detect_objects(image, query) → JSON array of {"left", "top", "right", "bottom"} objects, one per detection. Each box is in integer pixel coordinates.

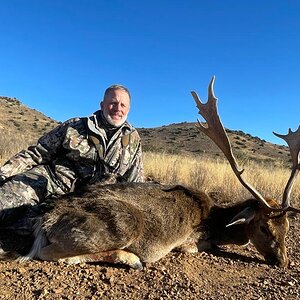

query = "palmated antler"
[
  {"left": 191, "top": 76, "right": 281, "bottom": 211},
  {"left": 273, "top": 127, "right": 300, "bottom": 212}
]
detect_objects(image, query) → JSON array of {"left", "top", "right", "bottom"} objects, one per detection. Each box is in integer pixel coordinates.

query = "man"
[{"left": 0, "top": 84, "right": 144, "bottom": 222}]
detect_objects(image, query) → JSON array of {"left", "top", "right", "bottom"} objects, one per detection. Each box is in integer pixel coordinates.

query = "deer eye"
[{"left": 260, "top": 226, "right": 269, "bottom": 236}]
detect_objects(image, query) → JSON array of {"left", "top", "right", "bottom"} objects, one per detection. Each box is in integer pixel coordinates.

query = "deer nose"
[{"left": 265, "top": 253, "right": 288, "bottom": 268}]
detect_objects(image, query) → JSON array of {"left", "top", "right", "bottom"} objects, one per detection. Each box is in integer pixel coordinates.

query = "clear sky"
[{"left": 1, "top": 0, "right": 299, "bottom": 144}]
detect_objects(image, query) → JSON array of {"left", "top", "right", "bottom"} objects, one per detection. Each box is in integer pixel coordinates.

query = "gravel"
[{"left": 0, "top": 218, "right": 300, "bottom": 299}]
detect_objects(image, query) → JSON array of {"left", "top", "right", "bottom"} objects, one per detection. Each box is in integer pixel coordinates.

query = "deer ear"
[{"left": 226, "top": 207, "right": 256, "bottom": 227}]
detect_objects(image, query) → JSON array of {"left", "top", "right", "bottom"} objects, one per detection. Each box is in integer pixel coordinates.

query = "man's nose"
[{"left": 114, "top": 103, "right": 122, "bottom": 111}]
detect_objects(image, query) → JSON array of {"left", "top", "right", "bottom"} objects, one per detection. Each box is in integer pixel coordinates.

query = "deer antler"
[
  {"left": 191, "top": 76, "right": 277, "bottom": 210},
  {"left": 273, "top": 127, "right": 300, "bottom": 213}
]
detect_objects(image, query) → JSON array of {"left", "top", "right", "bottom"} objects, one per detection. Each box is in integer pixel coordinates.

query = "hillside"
[
  {"left": 0, "top": 96, "right": 59, "bottom": 142},
  {"left": 139, "top": 123, "right": 290, "bottom": 167},
  {"left": 0, "top": 96, "right": 290, "bottom": 166}
]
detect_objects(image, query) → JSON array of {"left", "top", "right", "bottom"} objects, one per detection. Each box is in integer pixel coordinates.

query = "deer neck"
[{"left": 201, "top": 199, "right": 259, "bottom": 247}]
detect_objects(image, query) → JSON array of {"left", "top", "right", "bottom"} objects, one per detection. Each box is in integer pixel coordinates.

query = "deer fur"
[{"left": 18, "top": 181, "right": 289, "bottom": 269}]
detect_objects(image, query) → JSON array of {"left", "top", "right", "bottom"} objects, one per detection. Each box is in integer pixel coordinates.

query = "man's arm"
[
  {"left": 121, "top": 135, "right": 145, "bottom": 183},
  {"left": 0, "top": 122, "right": 68, "bottom": 180}
]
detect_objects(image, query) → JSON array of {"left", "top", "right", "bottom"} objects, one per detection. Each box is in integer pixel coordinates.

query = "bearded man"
[{"left": 0, "top": 84, "right": 144, "bottom": 223}]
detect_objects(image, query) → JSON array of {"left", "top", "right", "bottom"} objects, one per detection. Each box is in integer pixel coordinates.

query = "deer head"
[{"left": 191, "top": 77, "right": 300, "bottom": 267}]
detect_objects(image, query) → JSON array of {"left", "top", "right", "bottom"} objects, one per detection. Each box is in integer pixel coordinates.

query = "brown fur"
[{"left": 18, "top": 182, "right": 289, "bottom": 269}]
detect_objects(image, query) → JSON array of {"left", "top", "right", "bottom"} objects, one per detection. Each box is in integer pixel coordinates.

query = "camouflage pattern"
[{"left": 0, "top": 110, "right": 144, "bottom": 216}]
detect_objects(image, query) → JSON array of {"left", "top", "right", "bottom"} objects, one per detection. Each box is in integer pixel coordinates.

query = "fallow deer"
[{"left": 17, "top": 77, "right": 300, "bottom": 269}]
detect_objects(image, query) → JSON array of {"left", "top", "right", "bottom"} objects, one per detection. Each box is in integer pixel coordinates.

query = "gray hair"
[{"left": 103, "top": 84, "right": 131, "bottom": 101}]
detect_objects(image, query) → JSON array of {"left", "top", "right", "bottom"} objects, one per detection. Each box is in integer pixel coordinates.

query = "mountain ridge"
[{"left": 0, "top": 96, "right": 290, "bottom": 166}]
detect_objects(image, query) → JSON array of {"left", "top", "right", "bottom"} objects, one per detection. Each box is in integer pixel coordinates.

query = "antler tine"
[
  {"left": 191, "top": 76, "right": 241, "bottom": 173},
  {"left": 273, "top": 126, "right": 300, "bottom": 212},
  {"left": 192, "top": 77, "right": 275, "bottom": 210}
]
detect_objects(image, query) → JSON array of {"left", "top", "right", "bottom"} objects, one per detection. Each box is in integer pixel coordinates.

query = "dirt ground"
[{"left": 0, "top": 215, "right": 299, "bottom": 300}]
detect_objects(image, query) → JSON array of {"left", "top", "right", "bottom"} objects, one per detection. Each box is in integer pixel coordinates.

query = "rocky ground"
[{"left": 0, "top": 216, "right": 299, "bottom": 300}]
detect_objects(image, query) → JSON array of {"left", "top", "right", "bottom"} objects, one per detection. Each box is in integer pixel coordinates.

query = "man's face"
[{"left": 101, "top": 89, "right": 130, "bottom": 127}]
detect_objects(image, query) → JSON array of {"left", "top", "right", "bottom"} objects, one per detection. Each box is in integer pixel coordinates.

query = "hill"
[
  {"left": 0, "top": 96, "right": 290, "bottom": 166},
  {"left": 138, "top": 123, "right": 290, "bottom": 167},
  {"left": 0, "top": 96, "right": 59, "bottom": 161},
  {"left": 0, "top": 96, "right": 59, "bottom": 142}
]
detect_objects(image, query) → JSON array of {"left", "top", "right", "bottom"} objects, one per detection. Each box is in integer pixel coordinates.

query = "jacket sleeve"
[
  {"left": 0, "top": 121, "right": 69, "bottom": 180},
  {"left": 122, "top": 132, "right": 145, "bottom": 183}
]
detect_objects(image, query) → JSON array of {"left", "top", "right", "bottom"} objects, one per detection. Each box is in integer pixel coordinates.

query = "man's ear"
[{"left": 100, "top": 101, "right": 104, "bottom": 109}]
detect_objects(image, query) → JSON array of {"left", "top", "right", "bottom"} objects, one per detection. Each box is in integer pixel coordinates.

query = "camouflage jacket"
[{"left": 0, "top": 110, "right": 144, "bottom": 192}]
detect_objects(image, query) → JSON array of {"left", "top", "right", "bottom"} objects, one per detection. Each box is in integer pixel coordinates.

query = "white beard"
[{"left": 103, "top": 111, "right": 128, "bottom": 127}]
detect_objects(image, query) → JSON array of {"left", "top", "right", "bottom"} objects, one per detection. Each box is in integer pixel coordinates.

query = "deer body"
[
  {"left": 20, "top": 182, "right": 288, "bottom": 268},
  {"left": 23, "top": 183, "right": 210, "bottom": 267}
]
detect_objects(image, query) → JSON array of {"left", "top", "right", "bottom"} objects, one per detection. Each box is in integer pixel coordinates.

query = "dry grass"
[
  {"left": 143, "top": 152, "right": 300, "bottom": 205},
  {"left": 0, "top": 131, "right": 37, "bottom": 165}
]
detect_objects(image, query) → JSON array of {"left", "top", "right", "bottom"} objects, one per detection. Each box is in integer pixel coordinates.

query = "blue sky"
[{"left": 1, "top": 1, "right": 299, "bottom": 144}]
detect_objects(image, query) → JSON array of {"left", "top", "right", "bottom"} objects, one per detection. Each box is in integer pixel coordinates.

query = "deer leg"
[
  {"left": 37, "top": 243, "right": 72, "bottom": 261},
  {"left": 58, "top": 249, "right": 143, "bottom": 270},
  {"left": 38, "top": 243, "right": 143, "bottom": 269},
  {"left": 173, "top": 241, "right": 198, "bottom": 253}
]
